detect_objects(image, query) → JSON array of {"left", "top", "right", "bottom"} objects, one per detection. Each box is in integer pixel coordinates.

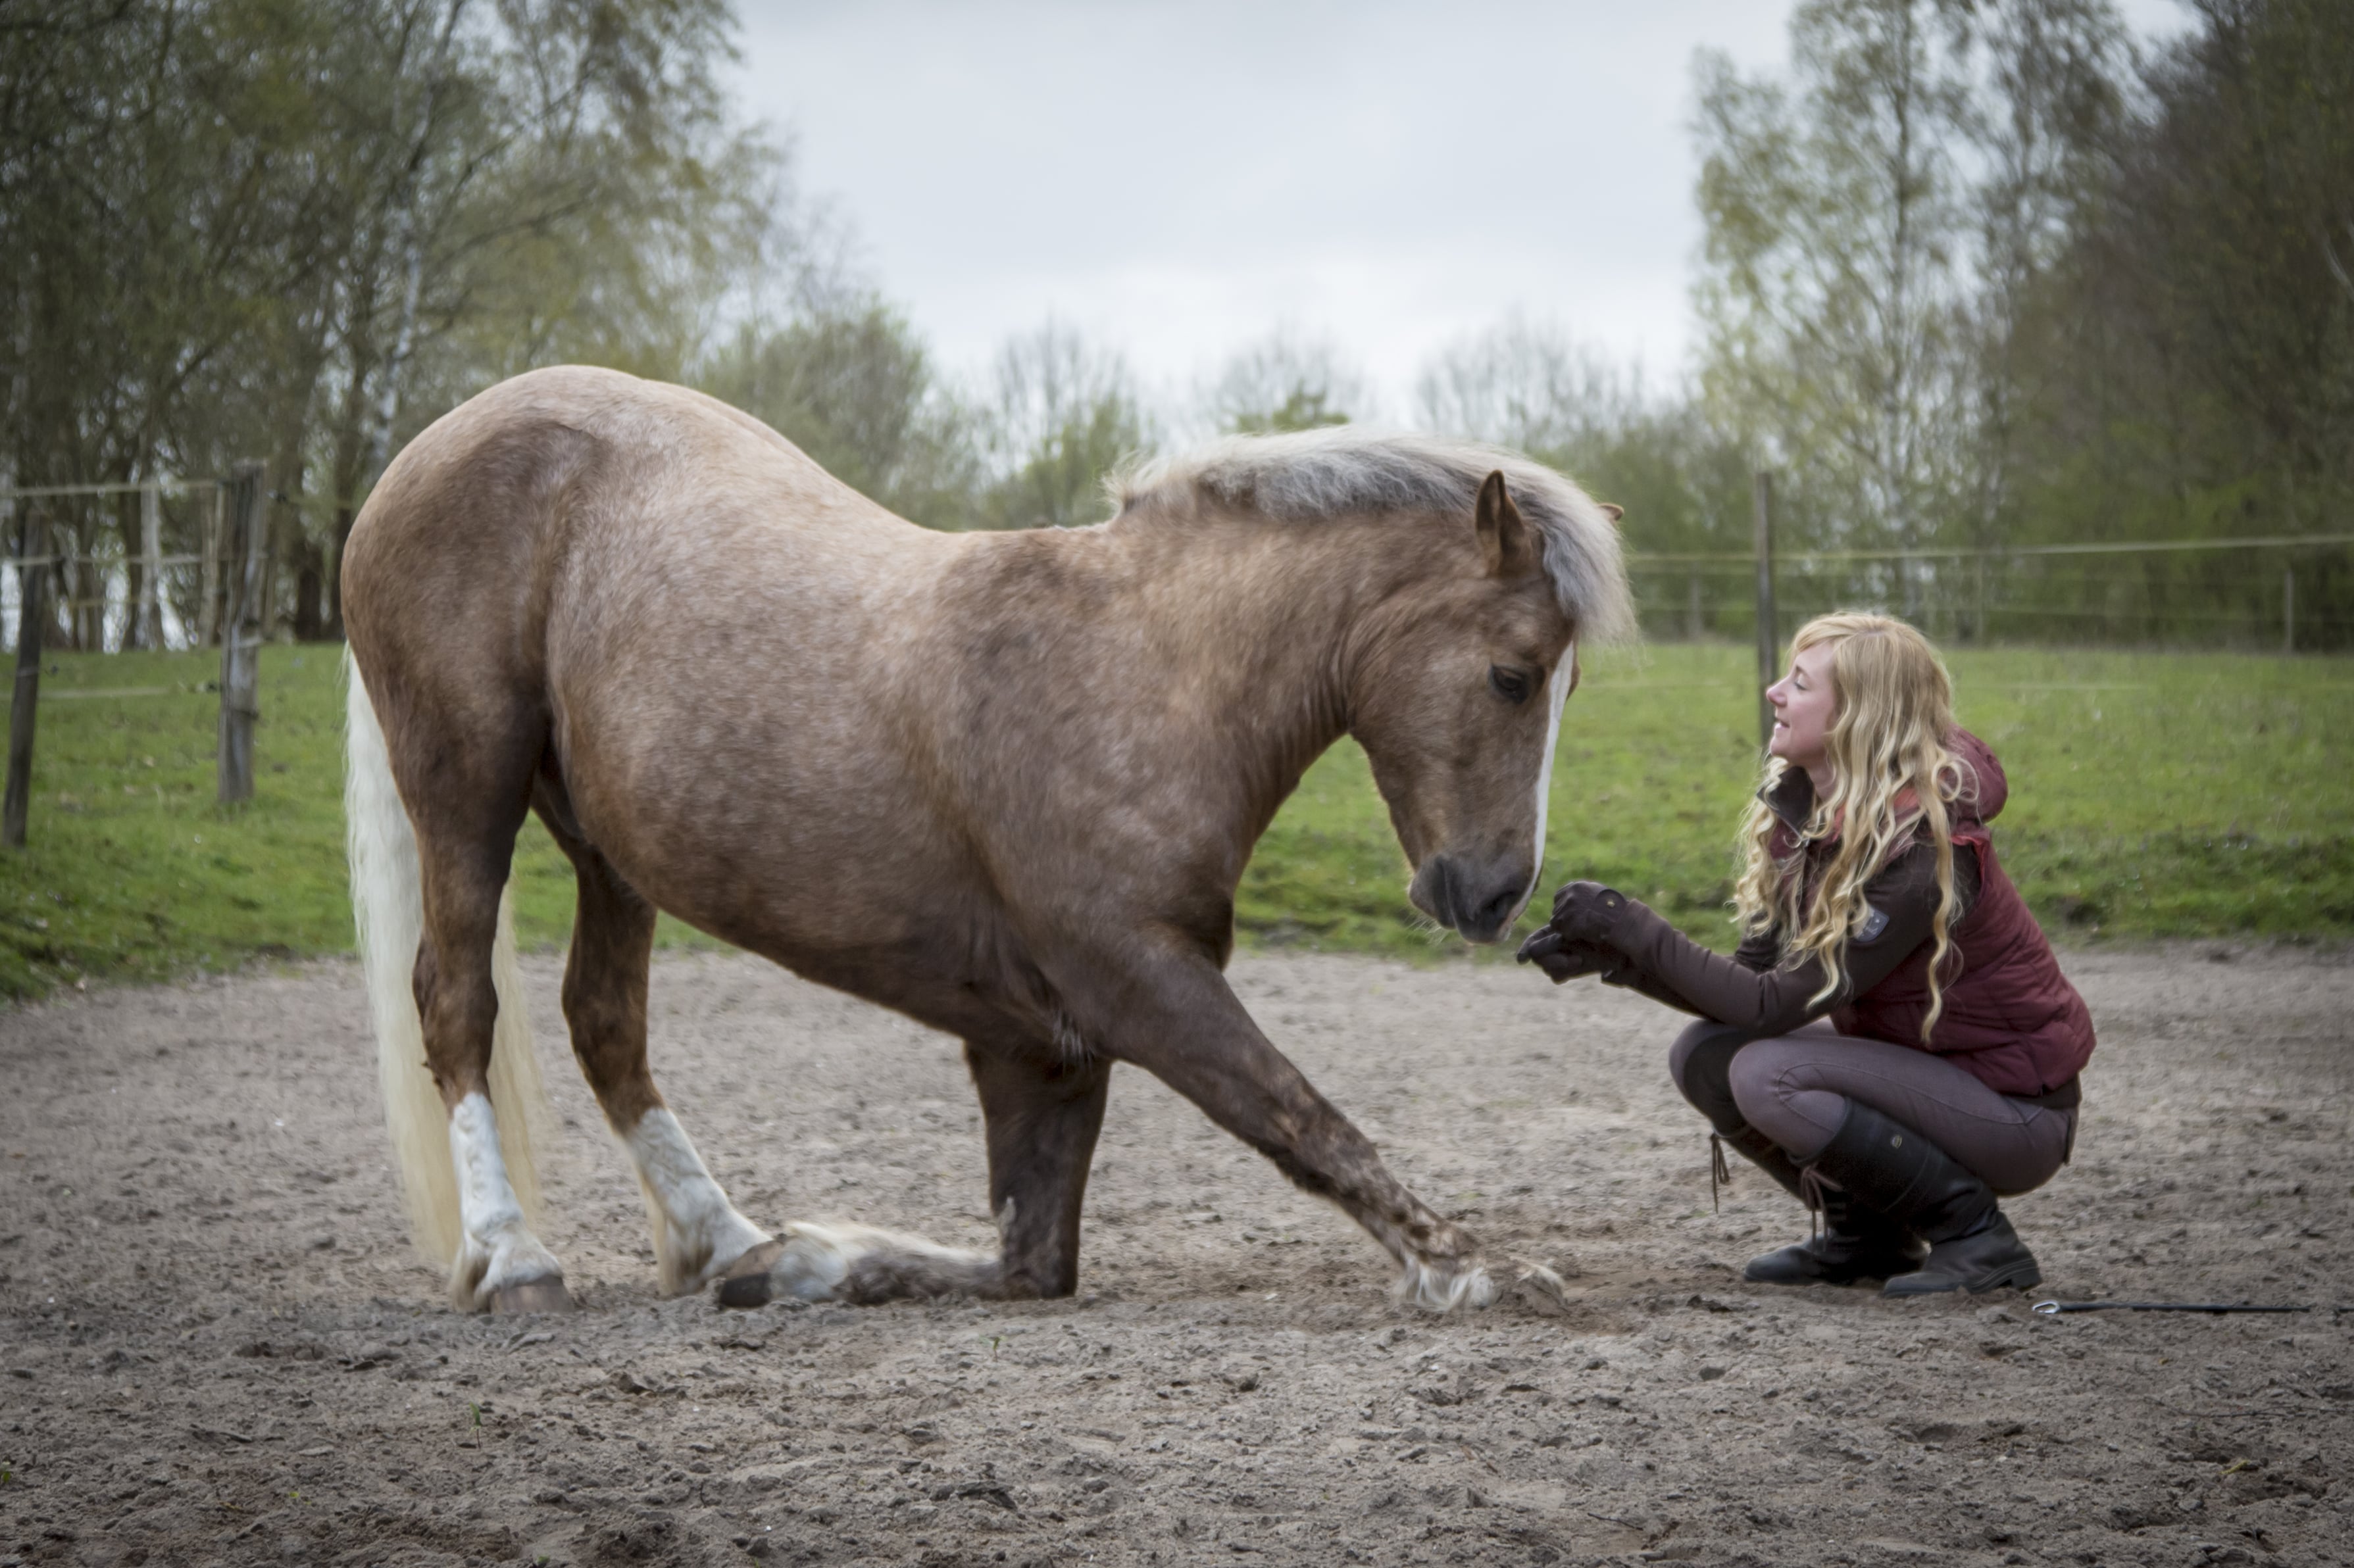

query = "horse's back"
[{"left": 345, "top": 366, "right": 980, "bottom": 969}]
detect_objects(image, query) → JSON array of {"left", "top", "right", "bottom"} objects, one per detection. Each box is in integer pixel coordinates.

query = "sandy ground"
[{"left": 1, "top": 944, "right": 2349, "bottom": 1568}]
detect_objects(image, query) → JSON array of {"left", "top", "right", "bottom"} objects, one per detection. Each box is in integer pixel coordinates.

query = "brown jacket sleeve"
[{"left": 1599, "top": 841, "right": 1979, "bottom": 1032}]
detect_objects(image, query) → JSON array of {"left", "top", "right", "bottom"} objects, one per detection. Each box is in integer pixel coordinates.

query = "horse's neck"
[{"left": 1116, "top": 512, "right": 1398, "bottom": 836}]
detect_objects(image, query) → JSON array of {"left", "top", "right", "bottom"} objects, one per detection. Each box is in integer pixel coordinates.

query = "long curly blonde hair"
[{"left": 1733, "top": 613, "right": 1968, "bottom": 1039}]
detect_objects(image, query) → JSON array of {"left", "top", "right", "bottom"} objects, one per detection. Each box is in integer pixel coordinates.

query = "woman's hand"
[
  {"left": 1514, "top": 927, "right": 1618, "bottom": 985},
  {"left": 1548, "top": 881, "right": 1632, "bottom": 947}
]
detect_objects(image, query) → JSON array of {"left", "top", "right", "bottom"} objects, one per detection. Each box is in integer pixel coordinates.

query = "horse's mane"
[{"left": 1114, "top": 428, "right": 1636, "bottom": 643}]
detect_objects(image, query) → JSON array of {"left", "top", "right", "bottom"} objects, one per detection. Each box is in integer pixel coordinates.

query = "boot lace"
[
  {"left": 1797, "top": 1165, "right": 1832, "bottom": 1241},
  {"left": 1709, "top": 1133, "right": 1732, "bottom": 1215}
]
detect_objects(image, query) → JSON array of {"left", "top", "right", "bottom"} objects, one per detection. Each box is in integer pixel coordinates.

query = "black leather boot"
[
  {"left": 1807, "top": 1101, "right": 2041, "bottom": 1296},
  {"left": 1720, "top": 1125, "right": 1924, "bottom": 1286}
]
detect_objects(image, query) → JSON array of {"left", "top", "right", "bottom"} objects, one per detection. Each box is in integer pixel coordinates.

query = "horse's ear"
[
  {"left": 1474, "top": 470, "right": 1534, "bottom": 577},
  {"left": 1597, "top": 502, "right": 1624, "bottom": 526}
]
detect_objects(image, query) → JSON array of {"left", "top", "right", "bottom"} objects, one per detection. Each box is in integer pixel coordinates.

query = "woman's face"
[{"left": 1766, "top": 641, "right": 1839, "bottom": 775}]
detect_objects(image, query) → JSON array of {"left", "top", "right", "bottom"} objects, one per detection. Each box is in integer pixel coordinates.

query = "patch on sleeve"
[{"left": 1855, "top": 904, "right": 1891, "bottom": 944}]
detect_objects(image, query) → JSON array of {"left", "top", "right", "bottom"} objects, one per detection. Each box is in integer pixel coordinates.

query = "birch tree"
[{"left": 1692, "top": 0, "right": 1980, "bottom": 575}]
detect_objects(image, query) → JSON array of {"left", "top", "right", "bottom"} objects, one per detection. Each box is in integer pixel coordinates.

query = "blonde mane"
[{"left": 1114, "top": 428, "right": 1636, "bottom": 644}]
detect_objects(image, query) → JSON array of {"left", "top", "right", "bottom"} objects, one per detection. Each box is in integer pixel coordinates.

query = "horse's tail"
[{"left": 345, "top": 649, "right": 550, "bottom": 1269}]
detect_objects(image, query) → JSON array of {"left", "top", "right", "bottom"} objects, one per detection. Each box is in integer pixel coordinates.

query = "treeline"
[
  {"left": 1622, "top": 0, "right": 2354, "bottom": 645},
  {"left": 5, "top": 0, "right": 2350, "bottom": 650}
]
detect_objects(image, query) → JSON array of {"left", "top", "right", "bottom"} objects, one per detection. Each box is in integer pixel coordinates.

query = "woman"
[{"left": 1518, "top": 612, "right": 2093, "bottom": 1296}]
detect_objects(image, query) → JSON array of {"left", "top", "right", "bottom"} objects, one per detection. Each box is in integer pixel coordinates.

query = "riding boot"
[
  {"left": 1806, "top": 1101, "right": 2041, "bottom": 1296},
  {"left": 1720, "top": 1125, "right": 1924, "bottom": 1286}
]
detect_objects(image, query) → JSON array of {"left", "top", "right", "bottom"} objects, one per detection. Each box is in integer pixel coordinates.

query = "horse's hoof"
[
  {"left": 491, "top": 1277, "right": 576, "bottom": 1314},
  {"left": 715, "top": 1240, "right": 789, "bottom": 1309}
]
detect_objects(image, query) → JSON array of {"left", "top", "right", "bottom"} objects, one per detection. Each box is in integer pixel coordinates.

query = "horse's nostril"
[{"left": 1470, "top": 884, "right": 1520, "bottom": 936}]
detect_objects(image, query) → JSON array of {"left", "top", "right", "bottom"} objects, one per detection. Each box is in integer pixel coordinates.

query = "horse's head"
[{"left": 1352, "top": 471, "right": 1607, "bottom": 944}]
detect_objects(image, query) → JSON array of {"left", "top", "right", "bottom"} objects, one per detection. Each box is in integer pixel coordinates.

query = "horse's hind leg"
[
  {"left": 412, "top": 806, "right": 570, "bottom": 1313},
  {"left": 543, "top": 811, "right": 770, "bottom": 1295},
  {"left": 720, "top": 1034, "right": 1108, "bottom": 1308}
]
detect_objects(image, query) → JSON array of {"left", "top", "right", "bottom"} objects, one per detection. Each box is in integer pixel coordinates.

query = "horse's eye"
[{"left": 1489, "top": 665, "right": 1533, "bottom": 704}]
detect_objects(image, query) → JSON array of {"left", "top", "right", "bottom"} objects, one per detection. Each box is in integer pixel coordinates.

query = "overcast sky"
[{"left": 728, "top": 1, "right": 2192, "bottom": 418}]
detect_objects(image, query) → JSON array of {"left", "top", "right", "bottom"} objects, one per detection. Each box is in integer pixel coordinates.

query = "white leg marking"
[
  {"left": 757, "top": 1220, "right": 997, "bottom": 1303},
  {"left": 447, "top": 1091, "right": 563, "bottom": 1311},
  {"left": 1393, "top": 1256, "right": 1497, "bottom": 1314},
  {"left": 1516, "top": 639, "right": 1577, "bottom": 919},
  {"left": 624, "top": 1108, "right": 772, "bottom": 1296}
]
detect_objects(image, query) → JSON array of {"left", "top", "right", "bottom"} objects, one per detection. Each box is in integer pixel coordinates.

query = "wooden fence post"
[
  {"left": 218, "top": 460, "right": 264, "bottom": 804},
  {"left": 5, "top": 510, "right": 50, "bottom": 848},
  {"left": 1753, "top": 470, "right": 1778, "bottom": 752},
  {"left": 2284, "top": 566, "right": 2295, "bottom": 656}
]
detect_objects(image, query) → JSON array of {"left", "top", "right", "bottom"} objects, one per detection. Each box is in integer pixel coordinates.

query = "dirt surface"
[{"left": 2, "top": 944, "right": 2349, "bottom": 1568}]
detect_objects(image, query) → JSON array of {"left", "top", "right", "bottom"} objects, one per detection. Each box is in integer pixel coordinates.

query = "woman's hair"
[{"left": 1732, "top": 612, "right": 1968, "bottom": 1039}]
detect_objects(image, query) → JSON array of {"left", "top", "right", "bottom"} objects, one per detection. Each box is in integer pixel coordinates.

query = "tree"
[
  {"left": 1203, "top": 330, "right": 1368, "bottom": 435},
  {"left": 1959, "top": 0, "right": 2131, "bottom": 554},
  {"left": 1692, "top": 0, "right": 1982, "bottom": 583},
  {"left": 0, "top": 0, "right": 780, "bottom": 644},
  {"left": 976, "top": 324, "right": 1153, "bottom": 530},
  {"left": 1418, "top": 317, "right": 1753, "bottom": 634},
  {"left": 699, "top": 298, "right": 984, "bottom": 531}
]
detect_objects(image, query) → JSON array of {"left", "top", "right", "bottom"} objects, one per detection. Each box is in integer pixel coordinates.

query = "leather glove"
[
  {"left": 1547, "top": 881, "right": 1632, "bottom": 948},
  {"left": 1515, "top": 927, "right": 1618, "bottom": 985}
]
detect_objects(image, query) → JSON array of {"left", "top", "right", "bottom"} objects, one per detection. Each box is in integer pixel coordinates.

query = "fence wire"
[
  {"left": 1629, "top": 535, "right": 2354, "bottom": 652},
  {"left": 2, "top": 481, "right": 224, "bottom": 652}
]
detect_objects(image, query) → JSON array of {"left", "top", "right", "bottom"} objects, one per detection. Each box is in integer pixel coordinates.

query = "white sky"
[{"left": 728, "top": 0, "right": 2194, "bottom": 418}]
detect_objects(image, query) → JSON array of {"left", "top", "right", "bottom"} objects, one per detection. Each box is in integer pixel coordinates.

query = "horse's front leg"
[{"left": 1099, "top": 949, "right": 1493, "bottom": 1311}]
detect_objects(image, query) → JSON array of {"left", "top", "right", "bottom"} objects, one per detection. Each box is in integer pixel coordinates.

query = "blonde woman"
[{"left": 1518, "top": 613, "right": 2093, "bottom": 1295}]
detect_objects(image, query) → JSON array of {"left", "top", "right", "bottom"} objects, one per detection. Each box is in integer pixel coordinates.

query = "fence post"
[
  {"left": 5, "top": 511, "right": 49, "bottom": 849},
  {"left": 218, "top": 460, "right": 264, "bottom": 804},
  {"left": 1753, "top": 470, "right": 1778, "bottom": 751},
  {"left": 1687, "top": 570, "right": 1703, "bottom": 641},
  {"left": 2283, "top": 566, "right": 2295, "bottom": 656},
  {"left": 139, "top": 481, "right": 163, "bottom": 650}
]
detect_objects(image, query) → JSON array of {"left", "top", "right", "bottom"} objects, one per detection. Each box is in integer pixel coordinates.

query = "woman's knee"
[
  {"left": 1723, "top": 1035, "right": 1797, "bottom": 1126},
  {"left": 1668, "top": 1021, "right": 1751, "bottom": 1129},
  {"left": 1978, "top": 1108, "right": 2074, "bottom": 1197}
]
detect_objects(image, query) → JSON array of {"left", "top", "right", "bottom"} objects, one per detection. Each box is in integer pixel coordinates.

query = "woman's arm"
[{"left": 1549, "top": 842, "right": 1978, "bottom": 1033}]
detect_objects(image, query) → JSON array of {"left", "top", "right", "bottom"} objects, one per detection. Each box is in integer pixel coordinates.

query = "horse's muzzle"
[{"left": 1410, "top": 854, "right": 1531, "bottom": 944}]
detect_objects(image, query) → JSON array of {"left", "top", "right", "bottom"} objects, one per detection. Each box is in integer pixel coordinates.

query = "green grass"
[{"left": 2, "top": 641, "right": 2348, "bottom": 998}]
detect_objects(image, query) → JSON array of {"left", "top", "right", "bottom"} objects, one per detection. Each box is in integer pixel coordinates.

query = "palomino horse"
[{"left": 343, "top": 365, "right": 1630, "bottom": 1315}]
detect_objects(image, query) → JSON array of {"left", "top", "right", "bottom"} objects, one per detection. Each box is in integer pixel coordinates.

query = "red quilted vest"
[{"left": 1823, "top": 731, "right": 2095, "bottom": 1096}]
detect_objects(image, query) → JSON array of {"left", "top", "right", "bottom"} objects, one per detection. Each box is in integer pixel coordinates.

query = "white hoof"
[
  {"left": 1393, "top": 1258, "right": 1496, "bottom": 1313},
  {"left": 449, "top": 1229, "right": 564, "bottom": 1313}
]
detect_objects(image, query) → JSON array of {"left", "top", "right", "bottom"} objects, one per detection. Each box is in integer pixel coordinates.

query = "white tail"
[{"left": 345, "top": 650, "right": 550, "bottom": 1269}]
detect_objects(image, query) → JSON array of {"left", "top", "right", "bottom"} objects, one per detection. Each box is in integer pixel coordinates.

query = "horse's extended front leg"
[{"left": 1103, "top": 952, "right": 1492, "bottom": 1311}]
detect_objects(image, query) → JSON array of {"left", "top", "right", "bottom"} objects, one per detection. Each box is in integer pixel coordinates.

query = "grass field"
[{"left": 1, "top": 641, "right": 2348, "bottom": 998}]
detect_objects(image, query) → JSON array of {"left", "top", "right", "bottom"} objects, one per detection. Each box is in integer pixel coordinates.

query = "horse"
[{"left": 341, "top": 364, "right": 1631, "bottom": 1317}]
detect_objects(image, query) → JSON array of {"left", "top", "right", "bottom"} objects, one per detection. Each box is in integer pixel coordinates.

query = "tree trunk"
[{"left": 293, "top": 537, "right": 325, "bottom": 641}]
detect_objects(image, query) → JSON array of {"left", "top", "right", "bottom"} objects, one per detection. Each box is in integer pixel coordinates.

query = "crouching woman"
[{"left": 1520, "top": 612, "right": 2093, "bottom": 1295}]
